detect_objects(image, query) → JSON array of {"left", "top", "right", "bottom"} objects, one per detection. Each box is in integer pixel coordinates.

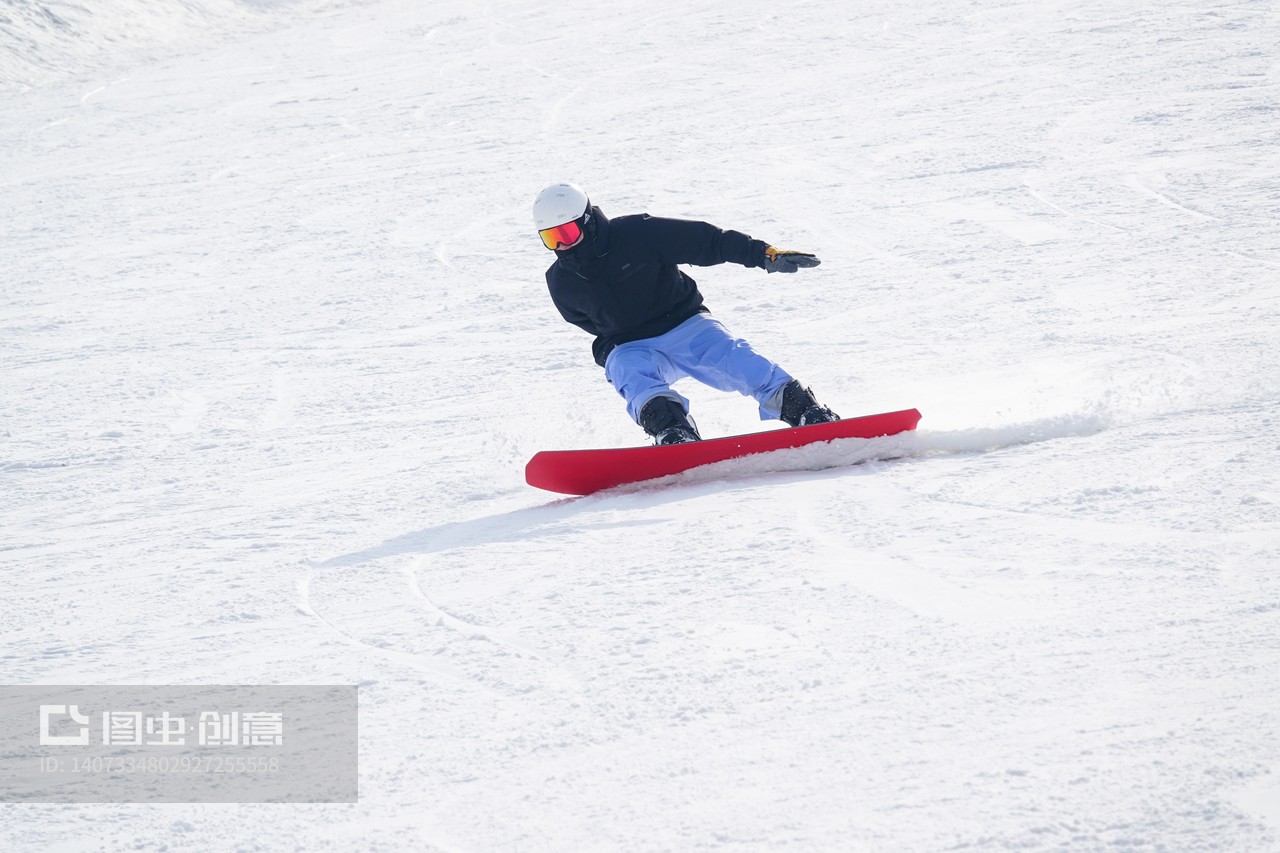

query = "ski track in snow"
[{"left": 3, "top": 0, "right": 1280, "bottom": 850}]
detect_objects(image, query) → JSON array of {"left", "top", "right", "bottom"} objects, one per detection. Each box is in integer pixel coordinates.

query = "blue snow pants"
[{"left": 604, "top": 314, "right": 793, "bottom": 423}]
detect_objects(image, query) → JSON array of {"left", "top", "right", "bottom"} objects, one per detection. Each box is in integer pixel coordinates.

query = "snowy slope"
[
  {"left": 3, "top": 0, "right": 1280, "bottom": 849},
  {"left": 0, "top": 0, "right": 361, "bottom": 94}
]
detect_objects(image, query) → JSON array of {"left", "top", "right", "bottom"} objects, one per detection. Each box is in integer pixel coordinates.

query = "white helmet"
[{"left": 533, "top": 182, "right": 589, "bottom": 230}]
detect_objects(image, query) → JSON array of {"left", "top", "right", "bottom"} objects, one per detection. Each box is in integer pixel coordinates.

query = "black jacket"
[{"left": 546, "top": 208, "right": 769, "bottom": 366}]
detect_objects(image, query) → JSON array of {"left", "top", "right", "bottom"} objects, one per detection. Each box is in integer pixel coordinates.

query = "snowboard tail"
[{"left": 525, "top": 408, "right": 922, "bottom": 496}]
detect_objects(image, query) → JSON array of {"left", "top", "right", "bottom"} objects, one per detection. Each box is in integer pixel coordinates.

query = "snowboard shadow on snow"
[
  {"left": 315, "top": 461, "right": 886, "bottom": 569},
  {"left": 315, "top": 500, "right": 668, "bottom": 569}
]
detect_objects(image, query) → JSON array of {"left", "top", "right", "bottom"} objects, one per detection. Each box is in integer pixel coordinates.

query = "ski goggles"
[{"left": 538, "top": 220, "right": 583, "bottom": 251}]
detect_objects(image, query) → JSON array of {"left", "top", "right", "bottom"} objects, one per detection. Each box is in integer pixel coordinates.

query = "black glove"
[{"left": 762, "top": 245, "right": 821, "bottom": 274}]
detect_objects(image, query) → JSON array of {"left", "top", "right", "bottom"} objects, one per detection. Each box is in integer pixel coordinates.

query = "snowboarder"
[{"left": 533, "top": 182, "right": 839, "bottom": 445}]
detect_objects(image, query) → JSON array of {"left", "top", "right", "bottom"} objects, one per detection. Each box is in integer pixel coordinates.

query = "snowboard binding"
[
  {"left": 639, "top": 396, "right": 702, "bottom": 446},
  {"left": 779, "top": 380, "right": 841, "bottom": 427}
]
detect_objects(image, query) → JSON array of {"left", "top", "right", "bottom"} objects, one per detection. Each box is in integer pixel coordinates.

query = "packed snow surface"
[{"left": 3, "top": 0, "right": 1280, "bottom": 849}]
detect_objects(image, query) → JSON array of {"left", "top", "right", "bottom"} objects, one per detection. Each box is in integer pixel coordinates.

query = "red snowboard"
[{"left": 525, "top": 408, "right": 922, "bottom": 496}]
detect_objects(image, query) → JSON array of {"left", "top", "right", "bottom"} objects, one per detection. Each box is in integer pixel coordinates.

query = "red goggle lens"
[{"left": 539, "top": 220, "right": 583, "bottom": 250}]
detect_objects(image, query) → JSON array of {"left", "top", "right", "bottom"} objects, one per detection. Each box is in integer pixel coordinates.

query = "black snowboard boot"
[
  {"left": 779, "top": 380, "right": 841, "bottom": 427},
  {"left": 638, "top": 396, "right": 702, "bottom": 445}
]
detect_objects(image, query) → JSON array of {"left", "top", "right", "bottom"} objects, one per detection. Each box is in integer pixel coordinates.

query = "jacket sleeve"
[
  {"left": 546, "top": 271, "right": 600, "bottom": 335},
  {"left": 635, "top": 215, "right": 769, "bottom": 269},
  {"left": 555, "top": 301, "right": 597, "bottom": 335}
]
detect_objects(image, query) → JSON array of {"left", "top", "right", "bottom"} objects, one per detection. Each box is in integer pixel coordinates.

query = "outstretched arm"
[
  {"left": 636, "top": 215, "right": 766, "bottom": 267},
  {"left": 635, "top": 215, "right": 819, "bottom": 272}
]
